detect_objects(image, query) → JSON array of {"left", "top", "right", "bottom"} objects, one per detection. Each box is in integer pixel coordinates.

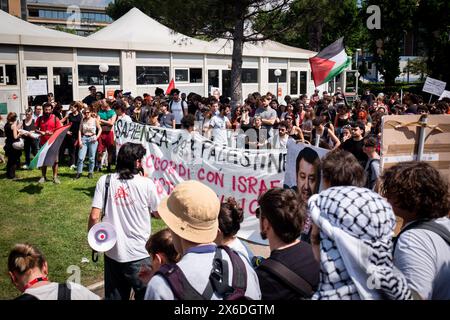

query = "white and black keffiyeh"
[{"left": 308, "top": 186, "right": 412, "bottom": 300}]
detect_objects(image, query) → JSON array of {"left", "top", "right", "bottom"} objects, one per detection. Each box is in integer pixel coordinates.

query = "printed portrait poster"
[{"left": 238, "top": 139, "right": 329, "bottom": 245}]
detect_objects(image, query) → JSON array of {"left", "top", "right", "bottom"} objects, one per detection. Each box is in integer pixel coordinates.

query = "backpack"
[
  {"left": 14, "top": 283, "right": 72, "bottom": 300},
  {"left": 155, "top": 245, "right": 251, "bottom": 300},
  {"left": 169, "top": 100, "right": 186, "bottom": 114},
  {"left": 393, "top": 219, "right": 450, "bottom": 254},
  {"left": 257, "top": 258, "right": 314, "bottom": 299}
]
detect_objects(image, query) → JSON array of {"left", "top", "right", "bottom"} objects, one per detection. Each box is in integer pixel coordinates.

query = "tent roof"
[
  {"left": 0, "top": 9, "right": 90, "bottom": 47},
  {"left": 0, "top": 7, "right": 315, "bottom": 59},
  {"left": 89, "top": 8, "right": 316, "bottom": 59}
]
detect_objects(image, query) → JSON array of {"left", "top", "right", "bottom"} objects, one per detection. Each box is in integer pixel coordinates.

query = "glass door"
[
  {"left": 53, "top": 67, "right": 73, "bottom": 105},
  {"left": 26, "top": 67, "right": 48, "bottom": 107},
  {"left": 208, "top": 69, "right": 219, "bottom": 95}
]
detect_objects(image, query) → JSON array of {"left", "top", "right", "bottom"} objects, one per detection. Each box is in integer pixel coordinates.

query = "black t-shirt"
[
  {"left": 341, "top": 138, "right": 368, "bottom": 167},
  {"left": 68, "top": 113, "right": 82, "bottom": 136},
  {"left": 82, "top": 95, "right": 97, "bottom": 106},
  {"left": 256, "top": 241, "right": 319, "bottom": 300}
]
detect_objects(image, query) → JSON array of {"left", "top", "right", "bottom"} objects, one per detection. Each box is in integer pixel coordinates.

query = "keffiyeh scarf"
[{"left": 308, "top": 186, "right": 412, "bottom": 300}]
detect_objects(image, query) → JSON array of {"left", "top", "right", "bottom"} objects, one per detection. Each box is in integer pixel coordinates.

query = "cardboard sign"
[
  {"left": 422, "top": 76, "right": 446, "bottom": 97},
  {"left": 26, "top": 79, "right": 48, "bottom": 96},
  {"left": 381, "top": 115, "right": 450, "bottom": 232}
]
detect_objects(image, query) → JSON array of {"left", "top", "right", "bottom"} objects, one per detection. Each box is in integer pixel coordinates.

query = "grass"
[{"left": 0, "top": 160, "right": 166, "bottom": 299}]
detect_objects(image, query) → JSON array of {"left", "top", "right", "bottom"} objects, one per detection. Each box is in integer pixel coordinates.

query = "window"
[
  {"left": 136, "top": 66, "right": 169, "bottom": 85},
  {"left": 78, "top": 65, "right": 120, "bottom": 86},
  {"left": 290, "top": 71, "right": 298, "bottom": 95},
  {"left": 190, "top": 68, "right": 202, "bottom": 83},
  {"left": 175, "top": 69, "right": 189, "bottom": 82},
  {"left": 4, "top": 65, "right": 17, "bottom": 85},
  {"left": 268, "top": 69, "right": 287, "bottom": 83},
  {"left": 299, "top": 71, "right": 307, "bottom": 95},
  {"left": 242, "top": 68, "right": 258, "bottom": 83},
  {"left": 0, "top": 65, "right": 4, "bottom": 85}
]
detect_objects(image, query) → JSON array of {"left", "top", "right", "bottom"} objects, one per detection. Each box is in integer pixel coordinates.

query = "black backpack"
[
  {"left": 155, "top": 245, "right": 251, "bottom": 300},
  {"left": 14, "top": 283, "right": 72, "bottom": 300},
  {"left": 393, "top": 219, "right": 450, "bottom": 254}
]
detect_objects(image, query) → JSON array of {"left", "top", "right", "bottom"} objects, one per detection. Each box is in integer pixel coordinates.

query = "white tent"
[
  {"left": 0, "top": 9, "right": 89, "bottom": 47},
  {"left": 88, "top": 7, "right": 316, "bottom": 59}
]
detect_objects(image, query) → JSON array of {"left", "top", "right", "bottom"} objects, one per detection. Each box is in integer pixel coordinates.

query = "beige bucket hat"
[{"left": 157, "top": 180, "right": 220, "bottom": 244}]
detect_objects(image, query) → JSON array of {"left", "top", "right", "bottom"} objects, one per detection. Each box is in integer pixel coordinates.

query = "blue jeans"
[{"left": 77, "top": 136, "right": 98, "bottom": 174}]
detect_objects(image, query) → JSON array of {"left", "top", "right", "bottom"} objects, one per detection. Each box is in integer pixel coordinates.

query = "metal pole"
[
  {"left": 417, "top": 114, "right": 428, "bottom": 161},
  {"left": 102, "top": 74, "right": 106, "bottom": 98},
  {"left": 276, "top": 77, "right": 279, "bottom": 101},
  {"left": 407, "top": 58, "right": 410, "bottom": 84}
]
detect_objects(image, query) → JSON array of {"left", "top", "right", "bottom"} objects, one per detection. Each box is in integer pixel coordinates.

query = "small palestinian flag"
[
  {"left": 29, "top": 124, "right": 71, "bottom": 169},
  {"left": 309, "top": 37, "right": 351, "bottom": 88}
]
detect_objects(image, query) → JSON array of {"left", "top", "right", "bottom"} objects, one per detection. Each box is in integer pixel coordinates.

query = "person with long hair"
[
  {"left": 88, "top": 142, "right": 160, "bottom": 300},
  {"left": 3, "top": 112, "right": 22, "bottom": 179}
]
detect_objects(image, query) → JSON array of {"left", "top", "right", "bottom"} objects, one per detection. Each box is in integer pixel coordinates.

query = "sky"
[{"left": 28, "top": 0, "right": 114, "bottom": 8}]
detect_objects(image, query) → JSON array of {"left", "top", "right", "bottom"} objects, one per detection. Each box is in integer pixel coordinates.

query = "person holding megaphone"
[{"left": 88, "top": 142, "right": 160, "bottom": 300}]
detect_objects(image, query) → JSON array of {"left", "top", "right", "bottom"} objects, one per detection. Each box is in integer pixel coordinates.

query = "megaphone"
[{"left": 88, "top": 222, "right": 117, "bottom": 253}]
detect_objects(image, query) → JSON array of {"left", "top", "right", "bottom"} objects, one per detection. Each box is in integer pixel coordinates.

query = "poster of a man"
[{"left": 295, "top": 147, "right": 321, "bottom": 202}]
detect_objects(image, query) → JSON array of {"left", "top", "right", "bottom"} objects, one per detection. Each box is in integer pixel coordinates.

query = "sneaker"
[
  {"left": 70, "top": 164, "right": 76, "bottom": 170},
  {"left": 88, "top": 173, "right": 93, "bottom": 179},
  {"left": 21, "top": 164, "right": 28, "bottom": 170},
  {"left": 38, "top": 177, "right": 46, "bottom": 184},
  {"left": 53, "top": 177, "right": 61, "bottom": 184},
  {"left": 74, "top": 173, "right": 82, "bottom": 180}
]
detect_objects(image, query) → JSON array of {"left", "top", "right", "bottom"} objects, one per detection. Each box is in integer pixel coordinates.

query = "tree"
[
  {"left": 416, "top": 0, "right": 450, "bottom": 84},
  {"left": 363, "top": 0, "right": 417, "bottom": 85},
  {"left": 403, "top": 57, "right": 428, "bottom": 81},
  {"left": 257, "top": 0, "right": 367, "bottom": 53},
  {"left": 106, "top": 0, "right": 294, "bottom": 106}
]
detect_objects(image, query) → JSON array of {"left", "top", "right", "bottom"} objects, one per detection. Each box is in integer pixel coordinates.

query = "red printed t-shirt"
[{"left": 36, "top": 114, "right": 62, "bottom": 145}]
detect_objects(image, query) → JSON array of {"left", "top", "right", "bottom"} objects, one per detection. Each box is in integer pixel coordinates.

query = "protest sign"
[
  {"left": 422, "top": 77, "right": 446, "bottom": 97},
  {"left": 114, "top": 119, "right": 286, "bottom": 244},
  {"left": 439, "top": 90, "right": 450, "bottom": 100},
  {"left": 381, "top": 115, "right": 450, "bottom": 233},
  {"left": 26, "top": 79, "right": 48, "bottom": 96}
]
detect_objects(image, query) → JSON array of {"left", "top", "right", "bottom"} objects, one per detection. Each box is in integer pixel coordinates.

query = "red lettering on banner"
[
  {"left": 258, "top": 179, "right": 268, "bottom": 195},
  {"left": 270, "top": 180, "right": 281, "bottom": 189},
  {"left": 249, "top": 199, "right": 259, "bottom": 215},
  {"left": 238, "top": 176, "right": 247, "bottom": 193},
  {"left": 161, "top": 160, "right": 168, "bottom": 171},
  {"left": 247, "top": 176, "right": 258, "bottom": 194},
  {"left": 198, "top": 168, "right": 206, "bottom": 181}
]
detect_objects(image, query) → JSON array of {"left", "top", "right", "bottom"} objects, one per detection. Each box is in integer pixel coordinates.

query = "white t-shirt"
[
  {"left": 394, "top": 217, "right": 450, "bottom": 300},
  {"left": 25, "top": 282, "right": 100, "bottom": 300},
  {"left": 145, "top": 245, "right": 261, "bottom": 300},
  {"left": 228, "top": 238, "right": 254, "bottom": 265},
  {"left": 117, "top": 114, "right": 132, "bottom": 122},
  {"left": 170, "top": 100, "right": 186, "bottom": 125},
  {"left": 92, "top": 173, "right": 160, "bottom": 263},
  {"left": 209, "top": 114, "right": 230, "bottom": 145}
]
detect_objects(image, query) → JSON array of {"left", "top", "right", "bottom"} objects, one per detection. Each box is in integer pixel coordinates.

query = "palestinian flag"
[
  {"left": 29, "top": 124, "right": 71, "bottom": 169},
  {"left": 309, "top": 37, "right": 351, "bottom": 88}
]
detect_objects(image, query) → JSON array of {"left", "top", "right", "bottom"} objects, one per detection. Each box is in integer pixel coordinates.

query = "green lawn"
[{"left": 0, "top": 161, "right": 166, "bottom": 299}]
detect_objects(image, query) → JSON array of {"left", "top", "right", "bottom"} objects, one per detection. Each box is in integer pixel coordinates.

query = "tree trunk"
[
  {"left": 308, "top": 19, "right": 323, "bottom": 52},
  {"left": 230, "top": 15, "right": 244, "bottom": 108}
]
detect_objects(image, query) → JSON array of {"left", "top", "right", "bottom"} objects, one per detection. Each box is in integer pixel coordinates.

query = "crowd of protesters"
[{"left": 2, "top": 85, "right": 450, "bottom": 301}]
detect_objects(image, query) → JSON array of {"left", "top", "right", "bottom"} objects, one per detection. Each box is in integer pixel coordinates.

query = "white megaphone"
[{"left": 88, "top": 222, "right": 117, "bottom": 253}]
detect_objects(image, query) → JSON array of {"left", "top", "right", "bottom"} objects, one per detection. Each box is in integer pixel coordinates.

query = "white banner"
[
  {"left": 26, "top": 79, "right": 48, "bottom": 96},
  {"left": 114, "top": 119, "right": 286, "bottom": 244},
  {"left": 422, "top": 77, "right": 446, "bottom": 97}
]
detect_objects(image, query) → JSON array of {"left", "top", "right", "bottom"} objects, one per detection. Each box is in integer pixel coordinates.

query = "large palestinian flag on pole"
[
  {"left": 29, "top": 124, "right": 71, "bottom": 169},
  {"left": 309, "top": 37, "right": 351, "bottom": 88}
]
